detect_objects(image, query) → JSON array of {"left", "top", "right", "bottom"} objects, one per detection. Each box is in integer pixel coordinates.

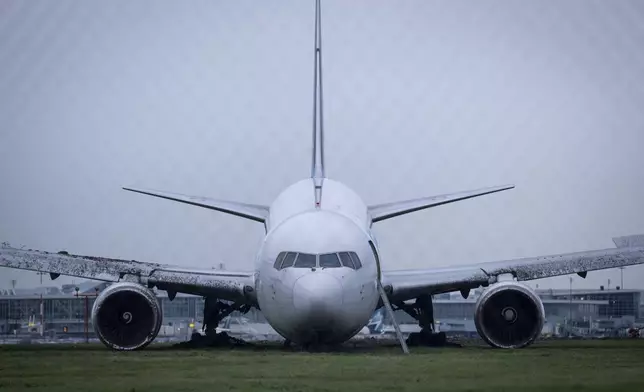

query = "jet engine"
[
  {"left": 91, "top": 282, "right": 162, "bottom": 351},
  {"left": 474, "top": 281, "right": 545, "bottom": 349}
]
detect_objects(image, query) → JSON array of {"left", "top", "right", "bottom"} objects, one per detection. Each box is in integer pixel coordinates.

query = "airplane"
[
  {"left": 356, "top": 307, "right": 421, "bottom": 338},
  {"left": 364, "top": 308, "right": 422, "bottom": 336},
  {"left": 2, "top": 0, "right": 644, "bottom": 353}
]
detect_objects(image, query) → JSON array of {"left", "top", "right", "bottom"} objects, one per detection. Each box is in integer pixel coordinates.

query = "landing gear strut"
[
  {"left": 176, "top": 297, "right": 251, "bottom": 348},
  {"left": 394, "top": 294, "right": 448, "bottom": 347},
  {"left": 203, "top": 297, "right": 252, "bottom": 335}
]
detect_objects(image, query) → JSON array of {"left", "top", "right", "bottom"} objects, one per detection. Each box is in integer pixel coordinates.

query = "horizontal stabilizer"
[
  {"left": 613, "top": 235, "right": 644, "bottom": 248},
  {"left": 368, "top": 184, "right": 515, "bottom": 223},
  {"left": 123, "top": 187, "right": 269, "bottom": 223}
]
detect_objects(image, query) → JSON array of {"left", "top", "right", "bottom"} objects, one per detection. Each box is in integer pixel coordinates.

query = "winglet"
[
  {"left": 368, "top": 184, "right": 515, "bottom": 223},
  {"left": 613, "top": 235, "right": 644, "bottom": 248},
  {"left": 123, "top": 187, "right": 269, "bottom": 223}
]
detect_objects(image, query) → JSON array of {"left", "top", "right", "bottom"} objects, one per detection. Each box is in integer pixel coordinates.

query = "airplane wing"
[
  {"left": 381, "top": 234, "right": 644, "bottom": 303},
  {"left": 0, "top": 244, "right": 255, "bottom": 303}
]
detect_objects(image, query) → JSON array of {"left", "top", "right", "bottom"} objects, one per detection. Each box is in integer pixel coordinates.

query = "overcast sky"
[{"left": 1, "top": 0, "right": 643, "bottom": 291}]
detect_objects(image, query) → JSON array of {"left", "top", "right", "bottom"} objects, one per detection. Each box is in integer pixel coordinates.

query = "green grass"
[{"left": 1, "top": 340, "right": 643, "bottom": 392}]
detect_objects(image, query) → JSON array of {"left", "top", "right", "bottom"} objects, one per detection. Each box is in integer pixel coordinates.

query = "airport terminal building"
[
  {"left": 1, "top": 280, "right": 642, "bottom": 340},
  {"left": 418, "top": 287, "right": 643, "bottom": 337}
]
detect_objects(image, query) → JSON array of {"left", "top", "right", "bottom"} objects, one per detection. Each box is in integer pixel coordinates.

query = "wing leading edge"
[
  {"left": 0, "top": 245, "right": 255, "bottom": 303},
  {"left": 382, "top": 234, "right": 644, "bottom": 303}
]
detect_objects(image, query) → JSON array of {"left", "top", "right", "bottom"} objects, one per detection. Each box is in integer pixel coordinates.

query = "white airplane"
[{"left": 2, "top": 0, "right": 644, "bottom": 352}]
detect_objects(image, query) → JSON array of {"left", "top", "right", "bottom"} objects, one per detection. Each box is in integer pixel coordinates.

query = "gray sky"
[{"left": 1, "top": 0, "right": 643, "bottom": 291}]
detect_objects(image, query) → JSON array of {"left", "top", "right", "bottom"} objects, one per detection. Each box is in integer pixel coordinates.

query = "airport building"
[
  {"left": 0, "top": 280, "right": 642, "bottom": 339},
  {"left": 397, "top": 287, "right": 644, "bottom": 337}
]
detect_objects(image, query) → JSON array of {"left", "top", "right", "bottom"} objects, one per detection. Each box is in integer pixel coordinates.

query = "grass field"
[{"left": 1, "top": 340, "right": 644, "bottom": 392}]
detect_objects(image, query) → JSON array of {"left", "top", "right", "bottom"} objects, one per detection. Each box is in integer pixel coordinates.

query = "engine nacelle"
[
  {"left": 91, "top": 282, "right": 162, "bottom": 351},
  {"left": 474, "top": 281, "right": 545, "bottom": 349}
]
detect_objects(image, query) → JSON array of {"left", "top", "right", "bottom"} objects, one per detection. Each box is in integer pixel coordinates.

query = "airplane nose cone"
[{"left": 293, "top": 273, "right": 343, "bottom": 326}]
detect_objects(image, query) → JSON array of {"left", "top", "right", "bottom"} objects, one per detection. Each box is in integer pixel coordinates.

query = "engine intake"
[
  {"left": 91, "top": 282, "right": 162, "bottom": 351},
  {"left": 474, "top": 281, "right": 545, "bottom": 349}
]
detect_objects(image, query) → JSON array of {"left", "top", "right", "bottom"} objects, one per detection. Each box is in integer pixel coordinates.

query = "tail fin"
[
  {"left": 311, "top": 0, "right": 325, "bottom": 207},
  {"left": 311, "top": 0, "right": 325, "bottom": 181},
  {"left": 367, "top": 307, "right": 386, "bottom": 334},
  {"left": 613, "top": 235, "right": 644, "bottom": 248}
]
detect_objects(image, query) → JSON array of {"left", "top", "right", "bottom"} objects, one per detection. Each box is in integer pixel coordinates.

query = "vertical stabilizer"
[{"left": 311, "top": 0, "right": 325, "bottom": 206}]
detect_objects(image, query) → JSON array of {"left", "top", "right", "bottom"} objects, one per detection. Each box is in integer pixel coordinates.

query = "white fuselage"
[{"left": 255, "top": 178, "right": 380, "bottom": 345}]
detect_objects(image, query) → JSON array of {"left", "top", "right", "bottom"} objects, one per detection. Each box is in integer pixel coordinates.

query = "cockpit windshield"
[
  {"left": 338, "top": 252, "right": 355, "bottom": 269},
  {"left": 280, "top": 252, "right": 297, "bottom": 268},
  {"left": 273, "top": 252, "right": 287, "bottom": 269},
  {"left": 319, "top": 253, "right": 341, "bottom": 268},
  {"left": 274, "top": 252, "right": 362, "bottom": 270},
  {"left": 293, "top": 253, "right": 317, "bottom": 268}
]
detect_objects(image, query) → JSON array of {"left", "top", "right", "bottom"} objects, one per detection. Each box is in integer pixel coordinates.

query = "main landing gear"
[
  {"left": 202, "top": 297, "right": 251, "bottom": 336},
  {"left": 176, "top": 297, "right": 251, "bottom": 348},
  {"left": 393, "top": 294, "right": 449, "bottom": 347}
]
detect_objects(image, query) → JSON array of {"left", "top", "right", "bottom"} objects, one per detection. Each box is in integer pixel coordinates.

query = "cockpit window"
[
  {"left": 293, "top": 253, "right": 317, "bottom": 268},
  {"left": 319, "top": 253, "right": 341, "bottom": 268},
  {"left": 338, "top": 252, "right": 355, "bottom": 269},
  {"left": 274, "top": 251, "right": 362, "bottom": 270},
  {"left": 349, "top": 252, "right": 363, "bottom": 269},
  {"left": 273, "top": 252, "right": 287, "bottom": 269},
  {"left": 279, "top": 252, "right": 297, "bottom": 269}
]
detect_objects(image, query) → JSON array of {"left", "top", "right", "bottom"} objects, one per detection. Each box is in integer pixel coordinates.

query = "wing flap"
[{"left": 368, "top": 184, "right": 514, "bottom": 223}]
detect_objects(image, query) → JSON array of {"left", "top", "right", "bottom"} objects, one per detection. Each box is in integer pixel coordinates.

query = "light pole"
[
  {"left": 74, "top": 287, "right": 100, "bottom": 343},
  {"left": 568, "top": 277, "right": 573, "bottom": 337},
  {"left": 39, "top": 293, "right": 44, "bottom": 337},
  {"left": 619, "top": 267, "right": 624, "bottom": 289}
]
